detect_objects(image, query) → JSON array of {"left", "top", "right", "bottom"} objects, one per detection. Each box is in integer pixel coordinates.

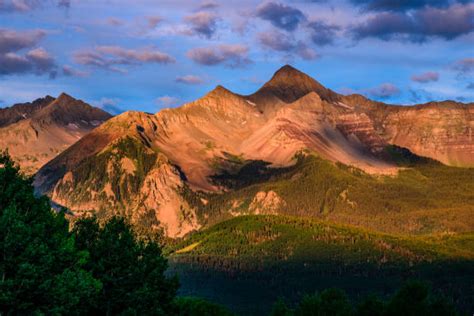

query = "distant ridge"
[{"left": 0, "top": 94, "right": 112, "bottom": 174}]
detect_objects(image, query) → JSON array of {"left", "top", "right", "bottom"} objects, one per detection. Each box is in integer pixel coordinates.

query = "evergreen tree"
[
  {"left": 0, "top": 152, "right": 101, "bottom": 314},
  {"left": 72, "top": 216, "right": 179, "bottom": 315}
]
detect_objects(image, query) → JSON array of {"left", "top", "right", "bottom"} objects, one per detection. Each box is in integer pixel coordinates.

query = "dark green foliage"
[
  {"left": 72, "top": 216, "right": 179, "bottom": 315},
  {"left": 271, "top": 283, "right": 457, "bottom": 316},
  {"left": 382, "top": 145, "right": 436, "bottom": 167},
  {"left": 271, "top": 299, "right": 293, "bottom": 316},
  {"left": 174, "top": 297, "right": 234, "bottom": 316},
  {"left": 294, "top": 289, "right": 352, "bottom": 316},
  {"left": 0, "top": 152, "right": 101, "bottom": 315},
  {"left": 386, "top": 281, "right": 457, "bottom": 316},
  {"left": 355, "top": 295, "right": 386, "bottom": 316}
]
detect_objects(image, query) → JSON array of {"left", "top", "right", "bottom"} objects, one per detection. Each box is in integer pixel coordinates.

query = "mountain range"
[
  {"left": 25, "top": 65, "right": 473, "bottom": 238},
  {"left": 0, "top": 93, "right": 112, "bottom": 174}
]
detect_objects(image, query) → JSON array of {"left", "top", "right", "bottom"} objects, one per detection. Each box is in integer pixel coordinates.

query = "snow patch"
[{"left": 246, "top": 100, "right": 257, "bottom": 106}]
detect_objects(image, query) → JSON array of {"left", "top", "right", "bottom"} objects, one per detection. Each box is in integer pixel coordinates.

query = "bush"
[{"left": 174, "top": 297, "right": 233, "bottom": 316}]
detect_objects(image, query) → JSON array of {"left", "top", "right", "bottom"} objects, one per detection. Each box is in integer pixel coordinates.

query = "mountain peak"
[
  {"left": 56, "top": 92, "right": 76, "bottom": 103},
  {"left": 254, "top": 64, "right": 340, "bottom": 103},
  {"left": 274, "top": 64, "right": 304, "bottom": 76}
]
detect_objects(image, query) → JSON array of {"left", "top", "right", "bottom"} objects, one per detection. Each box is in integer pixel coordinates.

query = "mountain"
[
  {"left": 34, "top": 65, "right": 474, "bottom": 237},
  {"left": 0, "top": 93, "right": 112, "bottom": 174}
]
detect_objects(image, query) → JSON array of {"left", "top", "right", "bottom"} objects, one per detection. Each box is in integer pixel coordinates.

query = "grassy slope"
[
  {"left": 167, "top": 215, "right": 474, "bottom": 315},
  {"left": 184, "top": 151, "right": 474, "bottom": 235}
]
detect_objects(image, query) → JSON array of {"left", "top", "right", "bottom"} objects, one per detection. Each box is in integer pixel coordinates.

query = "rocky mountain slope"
[
  {"left": 34, "top": 65, "right": 474, "bottom": 237},
  {"left": 0, "top": 94, "right": 112, "bottom": 174}
]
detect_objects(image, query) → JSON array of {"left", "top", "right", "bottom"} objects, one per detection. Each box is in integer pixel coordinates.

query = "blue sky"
[{"left": 0, "top": 0, "right": 473, "bottom": 113}]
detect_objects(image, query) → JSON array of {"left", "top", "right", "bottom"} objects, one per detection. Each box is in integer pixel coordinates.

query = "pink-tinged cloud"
[
  {"left": 0, "top": 29, "right": 56, "bottom": 77},
  {"left": 176, "top": 75, "right": 205, "bottom": 85},
  {"left": 74, "top": 45, "right": 175, "bottom": 73},
  {"left": 367, "top": 83, "right": 400, "bottom": 99},
  {"left": 258, "top": 30, "right": 318, "bottom": 60},
  {"left": 156, "top": 95, "right": 180, "bottom": 107},
  {"left": 184, "top": 11, "right": 219, "bottom": 38},
  {"left": 62, "top": 65, "right": 89, "bottom": 77},
  {"left": 453, "top": 57, "right": 474, "bottom": 74},
  {"left": 0, "top": 28, "right": 46, "bottom": 53},
  {"left": 187, "top": 44, "right": 251, "bottom": 68},
  {"left": 411, "top": 71, "right": 439, "bottom": 83}
]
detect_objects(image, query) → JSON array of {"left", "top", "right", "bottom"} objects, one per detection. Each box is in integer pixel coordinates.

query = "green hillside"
[
  {"left": 183, "top": 150, "right": 474, "bottom": 235},
  {"left": 167, "top": 215, "right": 474, "bottom": 315}
]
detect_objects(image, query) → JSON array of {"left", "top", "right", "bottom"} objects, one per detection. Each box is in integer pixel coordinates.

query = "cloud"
[
  {"left": 184, "top": 11, "right": 219, "bottom": 38},
  {"left": 258, "top": 30, "right": 318, "bottom": 60},
  {"left": 187, "top": 44, "right": 252, "bottom": 67},
  {"left": 0, "top": 29, "right": 56, "bottom": 77},
  {"left": 0, "top": 28, "right": 45, "bottom": 53},
  {"left": 411, "top": 71, "right": 439, "bottom": 83},
  {"left": 351, "top": 3, "right": 474, "bottom": 41},
  {"left": 467, "top": 83, "right": 474, "bottom": 89},
  {"left": 94, "top": 97, "right": 124, "bottom": 115},
  {"left": 409, "top": 88, "right": 433, "bottom": 103},
  {"left": 176, "top": 75, "right": 205, "bottom": 85},
  {"left": 147, "top": 16, "right": 162, "bottom": 29},
  {"left": 106, "top": 17, "right": 125, "bottom": 27},
  {"left": 62, "top": 65, "right": 88, "bottom": 77},
  {"left": 74, "top": 45, "right": 175, "bottom": 72},
  {"left": 198, "top": 1, "right": 218, "bottom": 10},
  {"left": 452, "top": 57, "right": 474, "bottom": 76},
  {"left": 0, "top": 0, "right": 70, "bottom": 12},
  {"left": 156, "top": 96, "right": 180, "bottom": 107},
  {"left": 256, "top": 2, "right": 305, "bottom": 31},
  {"left": 349, "top": 0, "right": 470, "bottom": 12},
  {"left": 306, "top": 21, "right": 340, "bottom": 46},
  {"left": 366, "top": 83, "right": 400, "bottom": 99}
]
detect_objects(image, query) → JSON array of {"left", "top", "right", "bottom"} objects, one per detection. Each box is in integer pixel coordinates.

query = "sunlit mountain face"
[{"left": 1, "top": 1, "right": 474, "bottom": 315}]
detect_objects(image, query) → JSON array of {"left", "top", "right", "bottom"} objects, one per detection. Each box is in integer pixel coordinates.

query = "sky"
[{"left": 0, "top": 0, "right": 473, "bottom": 113}]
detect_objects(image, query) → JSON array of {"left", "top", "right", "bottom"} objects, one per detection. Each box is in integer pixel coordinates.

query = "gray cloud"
[
  {"left": 366, "top": 83, "right": 400, "bottom": 99},
  {"left": 453, "top": 58, "right": 474, "bottom": 75},
  {"left": 176, "top": 75, "right": 205, "bottom": 85},
  {"left": 74, "top": 45, "right": 175, "bottom": 72},
  {"left": 185, "top": 11, "right": 219, "bottom": 38},
  {"left": 0, "top": 29, "right": 56, "bottom": 77},
  {"left": 0, "top": 28, "right": 45, "bottom": 53},
  {"left": 62, "top": 65, "right": 88, "bottom": 77},
  {"left": 187, "top": 44, "right": 252, "bottom": 67},
  {"left": 258, "top": 30, "right": 318, "bottom": 60},
  {"left": 351, "top": 3, "right": 474, "bottom": 41},
  {"left": 258, "top": 30, "right": 295, "bottom": 51},
  {"left": 350, "top": 0, "right": 470, "bottom": 12},
  {"left": 198, "top": 1, "right": 218, "bottom": 10},
  {"left": 256, "top": 2, "right": 305, "bottom": 31},
  {"left": 411, "top": 71, "right": 439, "bottom": 83},
  {"left": 306, "top": 21, "right": 340, "bottom": 46}
]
